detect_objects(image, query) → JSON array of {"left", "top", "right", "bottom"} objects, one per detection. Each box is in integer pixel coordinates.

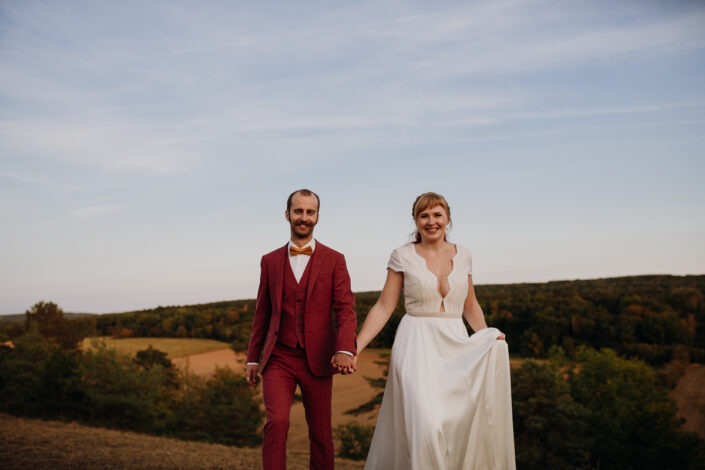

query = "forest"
[
  {"left": 18, "top": 274, "right": 700, "bottom": 366},
  {"left": 2, "top": 274, "right": 704, "bottom": 468}
]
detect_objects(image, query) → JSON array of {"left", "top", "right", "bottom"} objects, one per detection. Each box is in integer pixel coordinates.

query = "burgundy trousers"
[{"left": 262, "top": 343, "right": 334, "bottom": 470}]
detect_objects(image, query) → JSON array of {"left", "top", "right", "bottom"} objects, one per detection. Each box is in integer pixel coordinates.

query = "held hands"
[
  {"left": 246, "top": 364, "right": 261, "bottom": 387},
  {"left": 331, "top": 352, "right": 357, "bottom": 375}
]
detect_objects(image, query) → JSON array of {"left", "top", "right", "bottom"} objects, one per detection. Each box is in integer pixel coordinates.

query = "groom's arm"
[
  {"left": 331, "top": 253, "right": 357, "bottom": 354},
  {"left": 247, "top": 257, "right": 271, "bottom": 364}
]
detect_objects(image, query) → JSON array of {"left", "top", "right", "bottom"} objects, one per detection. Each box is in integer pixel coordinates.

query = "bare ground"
[
  {"left": 672, "top": 363, "right": 705, "bottom": 438},
  {"left": 84, "top": 337, "right": 231, "bottom": 359},
  {"left": 0, "top": 413, "right": 365, "bottom": 470}
]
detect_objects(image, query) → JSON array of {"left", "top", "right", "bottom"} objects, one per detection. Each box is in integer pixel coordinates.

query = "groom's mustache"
[{"left": 295, "top": 221, "right": 314, "bottom": 227}]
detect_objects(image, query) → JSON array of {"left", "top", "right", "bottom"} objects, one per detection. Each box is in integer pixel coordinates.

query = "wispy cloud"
[
  {"left": 0, "top": 170, "right": 46, "bottom": 186},
  {"left": 0, "top": 119, "right": 195, "bottom": 174},
  {"left": 407, "top": 9, "right": 705, "bottom": 78},
  {"left": 69, "top": 204, "right": 124, "bottom": 218},
  {"left": 0, "top": 170, "right": 90, "bottom": 192},
  {"left": 504, "top": 101, "right": 705, "bottom": 121}
]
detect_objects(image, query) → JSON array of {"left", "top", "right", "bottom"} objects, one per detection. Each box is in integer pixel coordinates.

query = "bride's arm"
[
  {"left": 463, "top": 275, "right": 489, "bottom": 331},
  {"left": 463, "top": 275, "right": 505, "bottom": 340},
  {"left": 356, "top": 269, "right": 403, "bottom": 354}
]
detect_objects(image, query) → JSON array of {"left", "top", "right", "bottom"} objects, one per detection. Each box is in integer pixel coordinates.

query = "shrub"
[
  {"left": 336, "top": 422, "right": 374, "bottom": 461},
  {"left": 79, "top": 344, "right": 173, "bottom": 432},
  {"left": 171, "top": 367, "right": 263, "bottom": 447}
]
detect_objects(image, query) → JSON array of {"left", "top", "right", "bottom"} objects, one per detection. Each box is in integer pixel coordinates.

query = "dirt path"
[
  {"left": 672, "top": 363, "right": 705, "bottom": 438},
  {"left": 172, "top": 348, "right": 387, "bottom": 453},
  {"left": 0, "top": 413, "right": 364, "bottom": 470}
]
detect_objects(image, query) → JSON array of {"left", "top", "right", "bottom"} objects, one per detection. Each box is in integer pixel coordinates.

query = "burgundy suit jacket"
[{"left": 246, "top": 241, "right": 357, "bottom": 377}]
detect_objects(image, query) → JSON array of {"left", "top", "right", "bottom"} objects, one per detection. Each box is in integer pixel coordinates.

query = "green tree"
[
  {"left": 134, "top": 345, "right": 177, "bottom": 387},
  {"left": 172, "top": 367, "right": 263, "bottom": 446},
  {"left": 0, "top": 328, "right": 52, "bottom": 416},
  {"left": 512, "top": 359, "right": 591, "bottom": 469},
  {"left": 25, "top": 301, "right": 83, "bottom": 350},
  {"left": 37, "top": 348, "right": 83, "bottom": 418},
  {"left": 569, "top": 347, "right": 704, "bottom": 470},
  {"left": 79, "top": 344, "right": 173, "bottom": 432}
]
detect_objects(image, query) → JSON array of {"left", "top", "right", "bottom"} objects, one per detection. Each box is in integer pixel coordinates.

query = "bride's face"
[{"left": 415, "top": 205, "right": 449, "bottom": 242}]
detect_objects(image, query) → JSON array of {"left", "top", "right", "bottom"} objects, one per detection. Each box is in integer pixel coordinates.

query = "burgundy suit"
[{"left": 247, "top": 241, "right": 357, "bottom": 470}]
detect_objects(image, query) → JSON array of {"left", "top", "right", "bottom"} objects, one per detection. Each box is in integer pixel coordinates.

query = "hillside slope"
[{"left": 0, "top": 413, "right": 365, "bottom": 470}]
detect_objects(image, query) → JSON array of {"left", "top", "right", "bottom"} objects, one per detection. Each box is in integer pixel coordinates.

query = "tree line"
[
  {"left": 358, "top": 274, "right": 705, "bottom": 365},
  {"left": 5, "top": 274, "right": 697, "bottom": 366}
]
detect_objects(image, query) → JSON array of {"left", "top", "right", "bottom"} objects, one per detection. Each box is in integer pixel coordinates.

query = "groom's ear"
[{"left": 285, "top": 210, "right": 290, "bottom": 222}]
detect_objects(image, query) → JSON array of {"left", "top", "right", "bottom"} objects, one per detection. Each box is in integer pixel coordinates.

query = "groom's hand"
[
  {"left": 331, "top": 353, "right": 356, "bottom": 375},
  {"left": 246, "top": 364, "right": 261, "bottom": 386}
]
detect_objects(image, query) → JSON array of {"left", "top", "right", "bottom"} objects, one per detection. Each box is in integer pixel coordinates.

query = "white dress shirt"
[
  {"left": 288, "top": 239, "right": 315, "bottom": 283},
  {"left": 246, "top": 239, "right": 352, "bottom": 366}
]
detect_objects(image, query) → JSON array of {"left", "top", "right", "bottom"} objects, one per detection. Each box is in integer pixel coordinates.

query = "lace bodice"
[{"left": 387, "top": 243, "right": 472, "bottom": 315}]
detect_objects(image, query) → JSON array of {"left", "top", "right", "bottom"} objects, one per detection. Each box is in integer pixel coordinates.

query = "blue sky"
[{"left": 1, "top": 0, "right": 704, "bottom": 314}]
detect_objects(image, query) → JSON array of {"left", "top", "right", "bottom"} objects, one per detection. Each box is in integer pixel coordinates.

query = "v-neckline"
[{"left": 412, "top": 243, "right": 459, "bottom": 301}]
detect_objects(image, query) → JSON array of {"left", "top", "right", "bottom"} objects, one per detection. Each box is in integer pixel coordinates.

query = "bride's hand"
[{"left": 496, "top": 332, "right": 506, "bottom": 341}]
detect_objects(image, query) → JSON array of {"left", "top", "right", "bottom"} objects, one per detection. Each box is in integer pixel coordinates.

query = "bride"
[{"left": 354, "top": 192, "right": 516, "bottom": 470}]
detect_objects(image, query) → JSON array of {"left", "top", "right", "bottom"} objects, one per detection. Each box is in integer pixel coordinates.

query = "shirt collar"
[{"left": 288, "top": 238, "right": 316, "bottom": 254}]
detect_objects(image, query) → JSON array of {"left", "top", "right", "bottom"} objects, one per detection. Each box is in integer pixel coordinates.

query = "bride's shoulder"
[
  {"left": 391, "top": 242, "right": 416, "bottom": 257},
  {"left": 453, "top": 244, "right": 473, "bottom": 274},
  {"left": 387, "top": 243, "right": 413, "bottom": 272},
  {"left": 397, "top": 242, "right": 415, "bottom": 251},
  {"left": 454, "top": 243, "right": 472, "bottom": 258}
]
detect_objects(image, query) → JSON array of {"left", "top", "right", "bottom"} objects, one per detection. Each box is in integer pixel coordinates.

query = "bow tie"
[{"left": 289, "top": 245, "right": 313, "bottom": 257}]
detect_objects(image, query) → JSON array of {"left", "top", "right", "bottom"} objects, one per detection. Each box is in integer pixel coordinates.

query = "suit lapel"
[
  {"left": 275, "top": 244, "right": 287, "bottom": 314},
  {"left": 306, "top": 242, "right": 324, "bottom": 300}
]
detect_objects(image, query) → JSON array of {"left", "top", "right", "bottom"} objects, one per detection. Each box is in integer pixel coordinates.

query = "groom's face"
[{"left": 286, "top": 193, "right": 319, "bottom": 239}]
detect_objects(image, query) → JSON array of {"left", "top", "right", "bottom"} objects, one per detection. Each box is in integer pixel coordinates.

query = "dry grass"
[
  {"left": 0, "top": 413, "right": 365, "bottom": 470},
  {"left": 82, "top": 337, "right": 231, "bottom": 359}
]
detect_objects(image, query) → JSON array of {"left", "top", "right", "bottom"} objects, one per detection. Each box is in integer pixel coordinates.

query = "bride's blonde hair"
[{"left": 411, "top": 192, "right": 452, "bottom": 242}]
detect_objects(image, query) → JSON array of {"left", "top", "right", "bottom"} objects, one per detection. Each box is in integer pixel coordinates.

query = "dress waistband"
[{"left": 406, "top": 312, "right": 463, "bottom": 319}]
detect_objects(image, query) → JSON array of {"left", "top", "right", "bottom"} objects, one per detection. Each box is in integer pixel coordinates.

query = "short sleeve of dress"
[{"left": 387, "top": 248, "right": 404, "bottom": 272}]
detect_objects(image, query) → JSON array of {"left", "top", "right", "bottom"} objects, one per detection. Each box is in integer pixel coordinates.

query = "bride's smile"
[{"left": 416, "top": 205, "right": 449, "bottom": 242}]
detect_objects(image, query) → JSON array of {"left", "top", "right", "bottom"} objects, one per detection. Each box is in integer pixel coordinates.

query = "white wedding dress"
[{"left": 364, "top": 243, "right": 516, "bottom": 470}]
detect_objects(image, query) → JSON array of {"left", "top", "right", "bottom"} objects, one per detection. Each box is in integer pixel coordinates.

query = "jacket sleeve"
[
  {"left": 247, "top": 257, "right": 271, "bottom": 363},
  {"left": 331, "top": 254, "right": 357, "bottom": 354}
]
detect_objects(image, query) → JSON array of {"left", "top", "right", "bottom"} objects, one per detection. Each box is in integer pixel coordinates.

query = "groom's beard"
[{"left": 291, "top": 220, "right": 316, "bottom": 239}]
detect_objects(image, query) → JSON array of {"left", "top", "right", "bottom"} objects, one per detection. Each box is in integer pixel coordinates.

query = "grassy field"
[
  {"left": 0, "top": 413, "right": 365, "bottom": 470},
  {"left": 82, "top": 337, "right": 231, "bottom": 358}
]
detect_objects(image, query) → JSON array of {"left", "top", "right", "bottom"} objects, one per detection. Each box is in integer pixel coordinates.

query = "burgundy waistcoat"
[{"left": 277, "top": 256, "right": 313, "bottom": 348}]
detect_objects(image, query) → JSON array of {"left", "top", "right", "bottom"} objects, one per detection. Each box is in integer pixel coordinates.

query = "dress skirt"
[{"left": 364, "top": 315, "right": 516, "bottom": 470}]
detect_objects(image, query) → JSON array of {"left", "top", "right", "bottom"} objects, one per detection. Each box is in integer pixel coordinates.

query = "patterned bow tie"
[{"left": 289, "top": 245, "right": 313, "bottom": 256}]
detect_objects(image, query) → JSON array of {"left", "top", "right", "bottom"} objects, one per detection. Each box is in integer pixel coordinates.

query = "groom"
[{"left": 246, "top": 189, "right": 357, "bottom": 470}]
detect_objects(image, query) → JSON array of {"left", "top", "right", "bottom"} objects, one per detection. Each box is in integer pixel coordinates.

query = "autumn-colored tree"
[{"left": 25, "top": 301, "right": 83, "bottom": 351}]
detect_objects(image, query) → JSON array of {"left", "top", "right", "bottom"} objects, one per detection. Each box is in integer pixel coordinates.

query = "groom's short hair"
[{"left": 287, "top": 189, "right": 320, "bottom": 212}]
